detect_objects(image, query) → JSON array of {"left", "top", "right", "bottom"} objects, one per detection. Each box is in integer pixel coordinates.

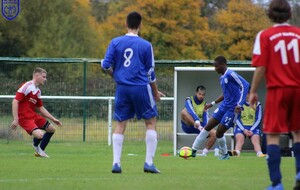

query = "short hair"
[
  {"left": 214, "top": 56, "right": 227, "bottom": 65},
  {"left": 33, "top": 67, "right": 47, "bottom": 75},
  {"left": 196, "top": 85, "right": 206, "bottom": 93},
  {"left": 268, "top": 0, "right": 291, "bottom": 23},
  {"left": 127, "top": 11, "right": 142, "bottom": 29}
]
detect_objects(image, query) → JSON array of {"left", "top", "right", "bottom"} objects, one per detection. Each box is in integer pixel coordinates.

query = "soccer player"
[
  {"left": 249, "top": 0, "right": 300, "bottom": 189},
  {"left": 181, "top": 85, "right": 219, "bottom": 157},
  {"left": 191, "top": 56, "right": 249, "bottom": 160},
  {"left": 10, "top": 67, "right": 62, "bottom": 158},
  {"left": 230, "top": 92, "right": 266, "bottom": 157},
  {"left": 101, "top": 11, "right": 165, "bottom": 174}
]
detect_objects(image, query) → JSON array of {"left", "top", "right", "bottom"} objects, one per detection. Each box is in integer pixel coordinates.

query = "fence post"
[{"left": 82, "top": 61, "right": 87, "bottom": 142}]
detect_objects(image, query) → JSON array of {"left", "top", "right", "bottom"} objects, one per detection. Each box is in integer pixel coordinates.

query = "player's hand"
[
  {"left": 194, "top": 120, "right": 201, "bottom": 129},
  {"left": 154, "top": 91, "right": 166, "bottom": 102},
  {"left": 10, "top": 120, "right": 18, "bottom": 130},
  {"left": 204, "top": 103, "right": 212, "bottom": 110},
  {"left": 53, "top": 118, "right": 63, "bottom": 127},
  {"left": 234, "top": 104, "right": 243, "bottom": 114},
  {"left": 249, "top": 92, "right": 258, "bottom": 110}
]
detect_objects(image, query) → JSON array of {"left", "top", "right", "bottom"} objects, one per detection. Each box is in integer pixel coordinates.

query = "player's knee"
[
  {"left": 210, "top": 130, "right": 216, "bottom": 137},
  {"left": 46, "top": 125, "right": 56, "bottom": 133}
]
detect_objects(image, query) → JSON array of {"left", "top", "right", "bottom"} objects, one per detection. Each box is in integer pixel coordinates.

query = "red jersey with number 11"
[{"left": 252, "top": 23, "right": 300, "bottom": 88}]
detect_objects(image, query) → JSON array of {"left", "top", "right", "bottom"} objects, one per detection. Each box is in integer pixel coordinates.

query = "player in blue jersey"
[
  {"left": 181, "top": 85, "right": 218, "bottom": 156},
  {"left": 191, "top": 56, "right": 249, "bottom": 160},
  {"left": 101, "top": 11, "right": 165, "bottom": 174},
  {"left": 230, "top": 92, "right": 266, "bottom": 157}
]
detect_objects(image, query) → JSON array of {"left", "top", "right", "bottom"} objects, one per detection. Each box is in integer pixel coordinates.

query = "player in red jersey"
[
  {"left": 10, "top": 67, "right": 62, "bottom": 158},
  {"left": 249, "top": 0, "right": 300, "bottom": 189}
]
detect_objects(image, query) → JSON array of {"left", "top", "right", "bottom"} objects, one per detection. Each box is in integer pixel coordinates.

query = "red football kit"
[
  {"left": 15, "top": 81, "right": 47, "bottom": 134},
  {"left": 252, "top": 23, "right": 300, "bottom": 134}
]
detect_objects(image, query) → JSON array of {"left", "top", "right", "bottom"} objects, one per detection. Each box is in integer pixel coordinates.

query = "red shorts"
[
  {"left": 263, "top": 87, "right": 300, "bottom": 134},
  {"left": 19, "top": 114, "right": 48, "bottom": 134}
]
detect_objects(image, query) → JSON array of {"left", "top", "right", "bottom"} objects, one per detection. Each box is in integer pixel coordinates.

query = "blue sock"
[
  {"left": 39, "top": 132, "right": 54, "bottom": 151},
  {"left": 293, "top": 143, "right": 300, "bottom": 175},
  {"left": 267, "top": 144, "right": 282, "bottom": 186},
  {"left": 33, "top": 137, "right": 41, "bottom": 147}
]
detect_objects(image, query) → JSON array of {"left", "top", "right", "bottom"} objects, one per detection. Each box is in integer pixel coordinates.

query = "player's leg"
[
  {"left": 39, "top": 121, "right": 54, "bottom": 151},
  {"left": 292, "top": 131, "right": 300, "bottom": 190},
  {"left": 216, "top": 124, "right": 230, "bottom": 160},
  {"left": 191, "top": 117, "right": 219, "bottom": 156},
  {"left": 291, "top": 88, "right": 300, "bottom": 189},
  {"left": 202, "top": 129, "right": 217, "bottom": 156},
  {"left": 111, "top": 84, "right": 133, "bottom": 173},
  {"left": 31, "top": 129, "right": 49, "bottom": 157},
  {"left": 134, "top": 84, "right": 160, "bottom": 173},
  {"left": 233, "top": 133, "right": 244, "bottom": 156},
  {"left": 266, "top": 134, "right": 282, "bottom": 189},
  {"left": 144, "top": 117, "right": 160, "bottom": 173},
  {"left": 180, "top": 108, "right": 194, "bottom": 126},
  {"left": 251, "top": 134, "right": 265, "bottom": 157},
  {"left": 112, "top": 120, "right": 127, "bottom": 173}
]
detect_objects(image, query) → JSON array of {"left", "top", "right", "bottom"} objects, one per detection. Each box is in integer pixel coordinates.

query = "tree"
[
  {"left": 213, "top": 0, "right": 271, "bottom": 60},
  {"left": 98, "top": 0, "right": 215, "bottom": 60}
]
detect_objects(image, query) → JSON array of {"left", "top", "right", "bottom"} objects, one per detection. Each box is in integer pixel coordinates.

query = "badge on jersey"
[{"left": 2, "top": 0, "right": 20, "bottom": 20}]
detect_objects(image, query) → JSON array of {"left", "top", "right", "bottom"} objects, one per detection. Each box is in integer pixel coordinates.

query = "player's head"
[
  {"left": 267, "top": 0, "right": 291, "bottom": 23},
  {"left": 214, "top": 56, "right": 227, "bottom": 74},
  {"left": 195, "top": 85, "right": 206, "bottom": 101},
  {"left": 33, "top": 67, "right": 47, "bottom": 86},
  {"left": 127, "top": 11, "right": 142, "bottom": 30}
]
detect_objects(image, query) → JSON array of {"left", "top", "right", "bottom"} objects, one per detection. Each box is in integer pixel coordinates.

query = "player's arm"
[
  {"left": 37, "top": 106, "right": 62, "bottom": 127},
  {"left": 101, "top": 41, "right": 115, "bottom": 77},
  {"left": 205, "top": 94, "right": 224, "bottom": 110},
  {"left": 185, "top": 97, "right": 199, "bottom": 122},
  {"left": 10, "top": 99, "right": 20, "bottom": 130},
  {"left": 250, "top": 103, "right": 262, "bottom": 131},
  {"left": 250, "top": 66, "right": 265, "bottom": 109},
  {"left": 146, "top": 44, "right": 165, "bottom": 101}
]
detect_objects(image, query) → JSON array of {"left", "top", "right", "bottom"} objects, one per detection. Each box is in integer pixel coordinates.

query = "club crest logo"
[{"left": 2, "top": 0, "right": 20, "bottom": 20}]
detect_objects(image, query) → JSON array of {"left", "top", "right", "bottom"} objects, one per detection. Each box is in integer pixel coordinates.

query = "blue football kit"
[
  {"left": 212, "top": 69, "right": 249, "bottom": 129},
  {"left": 102, "top": 34, "right": 158, "bottom": 121}
]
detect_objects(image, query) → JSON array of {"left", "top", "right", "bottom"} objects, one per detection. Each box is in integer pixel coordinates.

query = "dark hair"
[
  {"left": 127, "top": 11, "right": 142, "bottom": 29},
  {"left": 214, "top": 55, "right": 227, "bottom": 65},
  {"left": 196, "top": 85, "right": 206, "bottom": 92},
  {"left": 268, "top": 0, "right": 291, "bottom": 23}
]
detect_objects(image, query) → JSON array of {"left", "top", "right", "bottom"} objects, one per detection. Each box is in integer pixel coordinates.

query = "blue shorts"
[
  {"left": 212, "top": 105, "right": 236, "bottom": 129},
  {"left": 114, "top": 84, "right": 158, "bottom": 121},
  {"left": 181, "top": 121, "right": 200, "bottom": 134},
  {"left": 234, "top": 125, "right": 261, "bottom": 137}
]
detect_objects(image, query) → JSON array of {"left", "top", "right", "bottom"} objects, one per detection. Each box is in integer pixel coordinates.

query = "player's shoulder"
[{"left": 17, "top": 81, "right": 39, "bottom": 94}]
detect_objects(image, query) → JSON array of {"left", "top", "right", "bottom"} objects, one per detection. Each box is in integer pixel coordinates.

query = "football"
[{"left": 179, "top": 146, "right": 193, "bottom": 159}]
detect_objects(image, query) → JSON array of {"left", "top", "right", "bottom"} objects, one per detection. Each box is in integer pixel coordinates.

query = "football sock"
[
  {"left": 39, "top": 132, "right": 54, "bottom": 150},
  {"left": 293, "top": 143, "right": 300, "bottom": 174},
  {"left": 267, "top": 144, "right": 281, "bottom": 187},
  {"left": 235, "top": 150, "right": 241, "bottom": 155},
  {"left": 33, "top": 137, "right": 42, "bottom": 147},
  {"left": 202, "top": 148, "right": 208, "bottom": 154},
  {"left": 145, "top": 130, "right": 157, "bottom": 165},
  {"left": 217, "top": 136, "right": 227, "bottom": 155},
  {"left": 256, "top": 151, "right": 263, "bottom": 156},
  {"left": 192, "top": 129, "right": 209, "bottom": 150},
  {"left": 112, "top": 133, "right": 124, "bottom": 166}
]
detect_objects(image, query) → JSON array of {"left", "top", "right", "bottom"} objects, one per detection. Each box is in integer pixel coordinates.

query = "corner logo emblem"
[{"left": 2, "top": 0, "right": 20, "bottom": 20}]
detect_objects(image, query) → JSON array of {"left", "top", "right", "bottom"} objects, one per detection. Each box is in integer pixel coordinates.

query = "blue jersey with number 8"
[{"left": 102, "top": 33, "right": 156, "bottom": 86}]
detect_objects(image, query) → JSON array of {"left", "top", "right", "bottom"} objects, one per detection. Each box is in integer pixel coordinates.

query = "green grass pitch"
[{"left": 0, "top": 139, "right": 295, "bottom": 190}]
